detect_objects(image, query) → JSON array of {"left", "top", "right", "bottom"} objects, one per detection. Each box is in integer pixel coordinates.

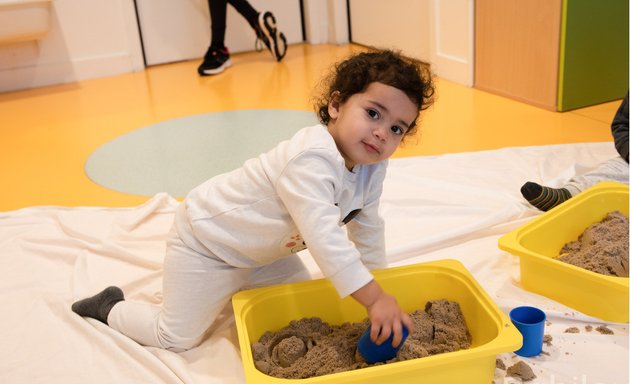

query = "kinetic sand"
[
  {"left": 252, "top": 299, "right": 472, "bottom": 379},
  {"left": 558, "top": 211, "right": 629, "bottom": 277}
]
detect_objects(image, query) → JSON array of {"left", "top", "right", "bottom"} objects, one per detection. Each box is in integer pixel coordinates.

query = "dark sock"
[
  {"left": 71, "top": 286, "right": 124, "bottom": 325},
  {"left": 210, "top": 41, "right": 226, "bottom": 50},
  {"left": 520, "top": 181, "right": 572, "bottom": 211}
]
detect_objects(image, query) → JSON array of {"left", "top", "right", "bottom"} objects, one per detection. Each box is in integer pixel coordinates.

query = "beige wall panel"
[
  {"left": 350, "top": 0, "right": 431, "bottom": 61},
  {"left": 475, "top": 0, "right": 562, "bottom": 110},
  {"left": 350, "top": 0, "right": 474, "bottom": 85}
]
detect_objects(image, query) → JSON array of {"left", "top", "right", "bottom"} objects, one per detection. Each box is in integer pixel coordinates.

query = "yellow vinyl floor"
[{"left": 0, "top": 43, "right": 620, "bottom": 212}]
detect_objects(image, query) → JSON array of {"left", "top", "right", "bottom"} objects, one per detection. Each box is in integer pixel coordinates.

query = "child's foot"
[
  {"left": 255, "top": 11, "right": 287, "bottom": 61},
  {"left": 198, "top": 46, "right": 232, "bottom": 76},
  {"left": 520, "top": 181, "right": 572, "bottom": 211},
  {"left": 71, "top": 286, "right": 124, "bottom": 324}
]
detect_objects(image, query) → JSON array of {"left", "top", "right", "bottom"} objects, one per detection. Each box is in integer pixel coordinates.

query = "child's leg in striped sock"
[{"left": 520, "top": 181, "right": 572, "bottom": 211}]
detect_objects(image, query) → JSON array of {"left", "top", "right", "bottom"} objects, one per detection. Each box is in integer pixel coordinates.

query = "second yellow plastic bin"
[{"left": 499, "top": 182, "right": 629, "bottom": 322}]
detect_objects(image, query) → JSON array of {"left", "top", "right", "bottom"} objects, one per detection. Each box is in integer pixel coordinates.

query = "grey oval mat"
[{"left": 85, "top": 109, "right": 318, "bottom": 198}]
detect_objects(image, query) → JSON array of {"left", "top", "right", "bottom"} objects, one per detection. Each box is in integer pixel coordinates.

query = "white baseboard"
[{"left": 0, "top": 51, "right": 139, "bottom": 93}]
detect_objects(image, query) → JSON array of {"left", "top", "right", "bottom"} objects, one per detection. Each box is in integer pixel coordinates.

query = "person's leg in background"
[
  {"left": 522, "top": 92, "right": 628, "bottom": 212},
  {"left": 198, "top": 0, "right": 287, "bottom": 76},
  {"left": 198, "top": 0, "right": 233, "bottom": 76},
  {"left": 226, "top": 0, "right": 259, "bottom": 28},
  {"left": 227, "top": 0, "right": 288, "bottom": 61},
  {"left": 521, "top": 156, "right": 629, "bottom": 212}
]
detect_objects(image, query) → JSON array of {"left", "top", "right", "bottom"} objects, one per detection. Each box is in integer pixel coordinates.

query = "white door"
[
  {"left": 349, "top": 0, "right": 474, "bottom": 86},
  {"left": 135, "top": 0, "right": 304, "bottom": 66},
  {"left": 429, "top": 0, "right": 474, "bottom": 86}
]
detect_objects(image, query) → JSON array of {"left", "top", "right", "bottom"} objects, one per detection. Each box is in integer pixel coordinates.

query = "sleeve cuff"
[{"left": 328, "top": 260, "right": 374, "bottom": 298}]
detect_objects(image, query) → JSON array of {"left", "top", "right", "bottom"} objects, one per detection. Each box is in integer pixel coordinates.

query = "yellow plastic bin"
[
  {"left": 232, "top": 259, "right": 521, "bottom": 384},
  {"left": 499, "top": 182, "right": 629, "bottom": 323}
]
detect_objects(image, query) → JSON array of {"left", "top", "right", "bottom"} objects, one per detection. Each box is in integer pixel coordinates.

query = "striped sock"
[{"left": 520, "top": 182, "right": 572, "bottom": 211}]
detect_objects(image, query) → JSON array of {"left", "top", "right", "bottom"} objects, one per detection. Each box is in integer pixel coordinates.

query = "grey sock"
[{"left": 71, "top": 286, "right": 124, "bottom": 325}]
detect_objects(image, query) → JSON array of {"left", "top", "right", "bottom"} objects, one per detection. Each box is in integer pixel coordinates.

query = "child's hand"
[
  {"left": 366, "top": 292, "right": 413, "bottom": 347},
  {"left": 351, "top": 279, "right": 414, "bottom": 347}
]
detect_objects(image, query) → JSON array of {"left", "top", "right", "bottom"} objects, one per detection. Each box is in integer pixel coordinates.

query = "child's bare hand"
[
  {"left": 351, "top": 280, "right": 413, "bottom": 347},
  {"left": 366, "top": 292, "right": 413, "bottom": 347}
]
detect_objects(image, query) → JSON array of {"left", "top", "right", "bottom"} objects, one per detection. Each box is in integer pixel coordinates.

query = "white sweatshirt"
[{"left": 174, "top": 124, "right": 387, "bottom": 297}]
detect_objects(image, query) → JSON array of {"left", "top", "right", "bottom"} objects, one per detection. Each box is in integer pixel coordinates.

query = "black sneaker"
[
  {"left": 198, "top": 46, "right": 232, "bottom": 76},
  {"left": 255, "top": 11, "right": 287, "bottom": 61}
]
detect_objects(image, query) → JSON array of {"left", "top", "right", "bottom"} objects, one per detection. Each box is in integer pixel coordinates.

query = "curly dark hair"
[{"left": 314, "top": 49, "right": 435, "bottom": 137}]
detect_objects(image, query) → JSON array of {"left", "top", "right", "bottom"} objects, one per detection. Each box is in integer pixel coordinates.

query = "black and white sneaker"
[
  {"left": 197, "top": 46, "right": 232, "bottom": 76},
  {"left": 255, "top": 11, "right": 287, "bottom": 61}
]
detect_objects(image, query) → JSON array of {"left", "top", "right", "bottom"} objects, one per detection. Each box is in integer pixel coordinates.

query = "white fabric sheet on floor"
[{"left": 1, "top": 142, "right": 627, "bottom": 384}]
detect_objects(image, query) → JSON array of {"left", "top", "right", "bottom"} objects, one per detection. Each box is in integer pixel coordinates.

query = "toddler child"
[{"left": 73, "top": 49, "right": 436, "bottom": 352}]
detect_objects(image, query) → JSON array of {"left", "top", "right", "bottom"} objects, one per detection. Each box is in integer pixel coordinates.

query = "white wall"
[
  {"left": 349, "top": 0, "right": 474, "bottom": 86},
  {"left": 430, "top": 0, "right": 474, "bottom": 86},
  {"left": 302, "top": 0, "right": 348, "bottom": 45},
  {"left": 0, "top": 0, "right": 143, "bottom": 93}
]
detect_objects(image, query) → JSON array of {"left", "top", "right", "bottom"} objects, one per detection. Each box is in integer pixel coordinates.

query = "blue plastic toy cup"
[
  {"left": 357, "top": 324, "right": 409, "bottom": 363},
  {"left": 509, "top": 306, "right": 546, "bottom": 357}
]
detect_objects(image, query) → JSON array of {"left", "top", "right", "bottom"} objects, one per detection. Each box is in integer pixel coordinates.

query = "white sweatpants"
[
  {"left": 107, "top": 226, "right": 311, "bottom": 352},
  {"left": 564, "top": 157, "right": 629, "bottom": 196}
]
